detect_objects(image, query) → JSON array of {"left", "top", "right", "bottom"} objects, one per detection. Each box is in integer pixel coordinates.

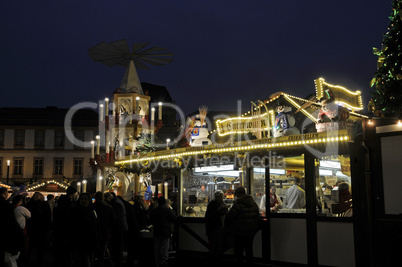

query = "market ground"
[{"left": 25, "top": 249, "right": 279, "bottom": 267}]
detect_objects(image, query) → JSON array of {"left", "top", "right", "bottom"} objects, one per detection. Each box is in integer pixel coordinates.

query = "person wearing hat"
[{"left": 66, "top": 185, "right": 78, "bottom": 197}]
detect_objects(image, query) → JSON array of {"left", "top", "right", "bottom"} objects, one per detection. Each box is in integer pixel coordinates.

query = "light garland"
[
  {"left": 350, "top": 111, "right": 369, "bottom": 118},
  {"left": 26, "top": 180, "right": 69, "bottom": 191},
  {"left": 283, "top": 94, "right": 318, "bottom": 123},
  {"left": 315, "top": 77, "right": 363, "bottom": 111},
  {"left": 0, "top": 183, "right": 11, "bottom": 189},
  {"left": 116, "top": 132, "right": 350, "bottom": 165},
  {"left": 269, "top": 110, "right": 276, "bottom": 127},
  {"left": 217, "top": 91, "right": 324, "bottom": 136}
]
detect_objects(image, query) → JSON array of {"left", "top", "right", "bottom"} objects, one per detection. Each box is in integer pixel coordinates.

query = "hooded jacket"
[{"left": 225, "top": 195, "right": 260, "bottom": 236}]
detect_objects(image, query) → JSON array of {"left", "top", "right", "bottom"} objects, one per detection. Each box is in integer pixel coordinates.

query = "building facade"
[{"left": 0, "top": 106, "right": 98, "bottom": 193}]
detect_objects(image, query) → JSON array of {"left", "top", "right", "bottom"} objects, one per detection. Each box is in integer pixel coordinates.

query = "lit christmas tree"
[
  {"left": 369, "top": 0, "right": 402, "bottom": 117},
  {"left": 135, "top": 133, "right": 157, "bottom": 154}
]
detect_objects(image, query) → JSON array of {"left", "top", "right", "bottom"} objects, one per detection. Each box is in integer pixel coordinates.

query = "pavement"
[{"left": 22, "top": 247, "right": 279, "bottom": 267}]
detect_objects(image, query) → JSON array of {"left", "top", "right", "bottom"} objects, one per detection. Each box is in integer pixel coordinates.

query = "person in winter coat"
[
  {"left": 104, "top": 192, "right": 127, "bottom": 267},
  {"left": 116, "top": 195, "right": 139, "bottom": 267},
  {"left": 12, "top": 195, "right": 31, "bottom": 265},
  {"left": 53, "top": 185, "right": 78, "bottom": 267},
  {"left": 225, "top": 187, "right": 260, "bottom": 266},
  {"left": 92, "top": 191, "right": 114, "bottom": 267},
  {"left": 69, "top": 192, "right": 100, "bottom": 267},
  {"left": 205, "top": 190, "right": 228, "bottom": 262},
  {"left": 26, "top": 192, "right": 51, "bottom": 267},
  {"left": 150, "top": 196, "right": 176, "bottom": 267},
  {"left": 133, "top": 195, "right": 149, "bottom": 230},
  {"left": 1, "top": 187, "right": 24, "bottom": 267}
]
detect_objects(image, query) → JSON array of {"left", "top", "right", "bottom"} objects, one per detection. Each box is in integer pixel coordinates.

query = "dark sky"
[{"left": 0, "top": 0, "right": 391, "bottom": 115}]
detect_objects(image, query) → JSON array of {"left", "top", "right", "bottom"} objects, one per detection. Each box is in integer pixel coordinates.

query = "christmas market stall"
[{"left": 115, "top": 78, "right": 369, "bottom": 267}]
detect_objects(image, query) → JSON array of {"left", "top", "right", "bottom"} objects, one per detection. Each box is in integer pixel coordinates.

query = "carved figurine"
[
  {"left": 190, "top": 106, "right": 212, "bottom": 147},
  {"left": 273, "top": 105, "right": 300, "bottom": 137},
  {"left": 316, "top": 88, "right": 350, "bottom": 132}
]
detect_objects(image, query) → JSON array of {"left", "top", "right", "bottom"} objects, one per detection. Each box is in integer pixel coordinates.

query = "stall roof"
[
  {"left": 26, "top": 180, "right": 69, "bottom": 193},
  {"left": 116, "top": 130, "right": 351, "bottom": 166}
]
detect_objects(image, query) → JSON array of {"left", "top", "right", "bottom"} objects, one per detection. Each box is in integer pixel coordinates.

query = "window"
[
  {"left": 34, "top": 130, "right": 45, "bottom": 146},
  {"left": 315, "top": 155, "right": 352, "bottom": 217},
  {"left": 74, "top": 159, "right": 83, "bottom": 175},
  {"left": 75, "top": 130, "right": 84, "bottom": 142},
  {"left": 34, "top": 158, "right": 44, "bottom": 175},
  {"left": 13, "top": 158, "right": 23, "bottom": 175},
  {"left": 14, "top": 130, "right": 25, "bottom": 146},
  {"left": 55, "top": 130, "right": 65, "bottom": 147},
  {"left": 0, "top": 130, "right": 4, "bottom": 146},
  {"left": 254, "top": 154, "right": 306, "bottom": 215},
  {"left": 180, "top": 164, "right": 247, "bottom": 217},
  {"left": 74, "top": 130, "right": 85, "bottom": 148},
  {"left": 251, "top": 167, "right": 266, "bottom": 216},
  {"left": 54, "top": 159, "right": 63, "bottom": 175}
]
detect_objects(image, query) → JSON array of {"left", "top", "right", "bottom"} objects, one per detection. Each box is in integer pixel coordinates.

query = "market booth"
[{"left": 115, "top": 78, "right": 368, "bottom": 267}]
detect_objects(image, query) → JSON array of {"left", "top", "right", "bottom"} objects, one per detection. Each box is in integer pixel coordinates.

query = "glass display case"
[
  {"left": 253, "top": 154, "right": 306, "bottom": 215},
  {"left": 315, "top": 154, "right": 352, "bottom": 217},
  {"left": 180, "top": 165, "right": 247, "bottom": 217}
]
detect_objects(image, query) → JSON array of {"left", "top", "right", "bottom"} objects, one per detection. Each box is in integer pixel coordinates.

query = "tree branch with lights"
[{"left": 369, "top": 0, "right": 402, "bottom": 118}]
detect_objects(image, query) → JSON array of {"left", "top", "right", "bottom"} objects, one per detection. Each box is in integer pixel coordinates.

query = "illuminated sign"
[
  {"left": 216, "top": 116, "right": 272, "bottom": 136},
  {"left": 315, "top": 77, "right": 363, "bottom": 111},
  {"left": 216, "top": 78, "right": 364, "bottom": 137}
]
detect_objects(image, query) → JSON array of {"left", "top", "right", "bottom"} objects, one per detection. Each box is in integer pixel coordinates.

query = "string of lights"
[{"left": 116, "top": 131, "right": 350, "bottom": 165}]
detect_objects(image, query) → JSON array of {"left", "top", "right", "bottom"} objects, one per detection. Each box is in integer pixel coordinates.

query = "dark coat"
[
  {"left": 150, "top": 205, "right": 176, "bottom": 238},
  {"left": 205, "top": 200, "right": 226, "bottom": 235},
  {"left": 26, "top": 199, "right": 51, "bottom": 240},
  {"left": 92, "top": 200, "right": 114, "bottom": 242},
  {"left": 0, "top": 195, "right": 24, "bottom": 255},
  {"left": 109, "top": 197, "right": 128, "bottom": 233},
  {"left": 69, "top": 205, "right": 100, "bottom": 252},
  {"left": 118, "top": 197, "right": 140, "bottom": 236},
  {"left": 225, "top": 195, "right": 260, "bottom": 236},
  {"left": 133, "top": 202, "right": 149, "bottom": 230},
  {"left": 53, "top": 194, "right": 75, "bottom": 235}
]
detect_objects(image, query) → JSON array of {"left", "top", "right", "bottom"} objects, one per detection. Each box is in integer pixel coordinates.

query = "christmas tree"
[
  {"left": 369, "top": 0, "right": 402, "bottom": 117},
  {"left": 135, "top": 133, "right": 157, "bottom": 154}
]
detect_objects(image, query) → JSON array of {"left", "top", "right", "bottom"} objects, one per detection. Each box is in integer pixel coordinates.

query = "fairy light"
[
  {"left": 0, "top": 183, "right": 11, "bottom": 189},
  {"left": 283, "top": 94, "right": 317, "bottom": 122},
  {"left": 26, "top": 180, "right": 69, "bottom": 191},
  {"left": 315, "top": 77, "right": 363, "bottom": 111},
  {"left": 217, "top": 89, "right": 342, "bottom": 136},
  {"left": 116, "top": 132, "right": 351, "bottom": 165}
]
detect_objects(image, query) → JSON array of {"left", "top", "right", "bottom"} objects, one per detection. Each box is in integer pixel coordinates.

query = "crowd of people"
[
  {"left": 1, "top": 181, "right": 324, "bottom": 267},
  {"left": 205, "top": 187, "right": 261, "bottom": 266},
  {"left": 0, "top": 186, "right": 176, "bottom": 267}
]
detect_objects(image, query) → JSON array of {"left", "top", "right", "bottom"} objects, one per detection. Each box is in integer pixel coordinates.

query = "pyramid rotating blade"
[
  {"left": 109, "top": 39, "right": 130, "bottom": 54},
  {"left": 138, "top": 46, "right": 168, "bottom": 54},
  {"left": 132, "top": 43, "right": 150, "bottom": 53},
  {"left": 133, "top": 58, "right": 150, "bottom": 70},
  {"left": 140, "top": 52, "right": 174, "bottom": 57},
  {"left": 138, "top": 56, "right": 174, "bottom": 66}
]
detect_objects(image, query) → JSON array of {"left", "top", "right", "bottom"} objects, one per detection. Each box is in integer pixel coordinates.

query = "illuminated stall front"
[{"left": 115, "top": 78, "right": 367, "bottom": 267}]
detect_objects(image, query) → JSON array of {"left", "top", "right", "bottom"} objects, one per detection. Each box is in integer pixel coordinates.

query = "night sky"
[{"left": 0, "top": 0, "right": 392, "bottom": 116}]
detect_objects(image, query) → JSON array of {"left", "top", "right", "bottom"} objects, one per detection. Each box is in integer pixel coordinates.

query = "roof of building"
[
  {"left": 142, "top": 82, "right": 173, "bottom": 103},
  {"left": 0, "top": 106, "right": 98, "bottom": 127}
]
